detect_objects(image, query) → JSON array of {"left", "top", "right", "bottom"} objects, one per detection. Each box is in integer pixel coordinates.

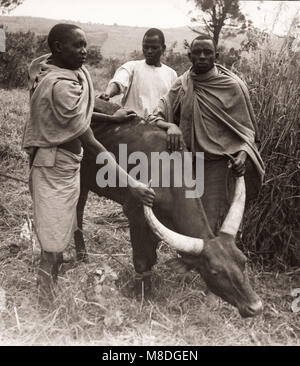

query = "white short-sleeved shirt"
[{"left": 109, "top": 60, "right": 177, "bottom": 119}]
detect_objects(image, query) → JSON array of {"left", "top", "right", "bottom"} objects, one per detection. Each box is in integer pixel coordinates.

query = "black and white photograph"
[{"left": 0, "top": 0, "right": 299, "bottom": 348}]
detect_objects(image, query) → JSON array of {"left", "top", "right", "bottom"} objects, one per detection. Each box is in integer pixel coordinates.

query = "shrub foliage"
[{"left": 234, "top": 33, "right": 300, "bottom": 268}]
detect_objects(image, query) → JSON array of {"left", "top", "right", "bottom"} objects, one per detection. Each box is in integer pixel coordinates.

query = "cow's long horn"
[
  {"left": 220, "top": 176, "right": 246, "bottom": 237},
  {"left": 143, "top": 206, "right": 204, "bottom": 255}
]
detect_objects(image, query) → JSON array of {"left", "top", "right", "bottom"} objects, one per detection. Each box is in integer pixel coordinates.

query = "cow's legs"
[
  {"left": 129, "top": 221, "right": 159, "bottom": 298},
  {"left": 123, "top": 200, "right": 159, "bottom": 297},
  {"left": 74, "top": 186, "right": 89, "bottom": 262}
]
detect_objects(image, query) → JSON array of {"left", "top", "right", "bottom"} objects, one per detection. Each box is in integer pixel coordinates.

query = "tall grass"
[{"left": 234, "top": 31, "right": 300, "bottom": 268}]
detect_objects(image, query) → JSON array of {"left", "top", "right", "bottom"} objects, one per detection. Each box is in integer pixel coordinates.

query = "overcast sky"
[{"left": 8, "top": 1, "right": 300, "bottom": 35}]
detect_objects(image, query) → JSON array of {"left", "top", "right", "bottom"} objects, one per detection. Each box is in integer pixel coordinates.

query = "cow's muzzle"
[{"left": 239, "top": 299, "right": 263, "bottom": 318}]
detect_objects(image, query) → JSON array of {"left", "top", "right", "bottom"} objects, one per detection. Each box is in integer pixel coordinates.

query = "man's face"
[
  {"left": 142, "top": 35, "right": 165, "bottom": 66},
  {"left": 56, "top": 28, "right": 87, "bottom": 70},
  {"left": 188, "top": 39, "right": 216, "bottom": 74}
]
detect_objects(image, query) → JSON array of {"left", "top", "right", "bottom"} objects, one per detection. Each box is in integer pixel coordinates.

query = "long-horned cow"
[{"left": 74, "top": 99, "right": 263, "bottom": 318}]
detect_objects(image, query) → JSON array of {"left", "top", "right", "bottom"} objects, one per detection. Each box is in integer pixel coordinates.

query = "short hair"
[
  {"left": 143, "top": 28, "right": 165, "bottom": 47},
  {"left": 190, "top": 35, "right": 217, "bottom": 52},
  {"left": 47, "top": 23, "right": 82, "bottom": 53}
]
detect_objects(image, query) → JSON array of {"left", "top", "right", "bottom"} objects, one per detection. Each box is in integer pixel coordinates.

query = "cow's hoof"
[{"left": 134, "top": 273, "right": 152, "bottom": 300}]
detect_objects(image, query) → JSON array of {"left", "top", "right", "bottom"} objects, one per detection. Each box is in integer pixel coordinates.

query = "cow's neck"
[{"left": 169, "top": 187, "right": 214, "bottom": 240}]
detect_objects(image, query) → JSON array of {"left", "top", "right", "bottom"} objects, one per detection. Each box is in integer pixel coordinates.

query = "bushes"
[
  {"left": 217, "top": 46, "right": 240, "bottom": 69},
  {"left": 86, "top": 45, "right": 103, "bottom": 66},
  {"left": 163, "top": 47, "right": 190, "bottom": 76},
  {"left": 0, "top": 30, "right": 103, "bottom": 88},
  {"left": 0, "top": 30, "right": 36, "bottom": 88},
  {"left": 0, "top": 30, "right": 51, "bottom": 88},
  {"left": 234, "top": 36, "right": 300, "bottom": 268}
]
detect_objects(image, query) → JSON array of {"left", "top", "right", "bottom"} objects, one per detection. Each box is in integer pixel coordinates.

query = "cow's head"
[
  {"left": 144, "top": 177, "right": 263, "bottom": 318},
  {"left": 179, "top": 234, "right": 262, "bottom": 317}
]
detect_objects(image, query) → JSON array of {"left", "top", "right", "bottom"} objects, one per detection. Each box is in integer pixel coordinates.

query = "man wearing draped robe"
[
  {"left": 22, "top": 23, "right": 155, "bottom": 307},
  {"left": 152, "top": 35, "right": 265, "bottom": 234}
]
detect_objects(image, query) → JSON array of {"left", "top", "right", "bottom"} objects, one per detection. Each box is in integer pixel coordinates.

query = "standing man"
[
  {"left": 22, "top": 23, "right": 155, "bottom": 307},
  {"left": 100, "top": 28, "right": 177, "bottom": 120},
  {"left": 152, "top": 35, "right": 265, "bottom": 233}
]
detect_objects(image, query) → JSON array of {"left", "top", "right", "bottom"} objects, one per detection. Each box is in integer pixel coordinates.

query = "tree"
[
  {"left": 0, "top": 0, "right": 24, "bottom": 14},
  {"left": 189, "top": 0, "right": 246, "bottom": 45}
]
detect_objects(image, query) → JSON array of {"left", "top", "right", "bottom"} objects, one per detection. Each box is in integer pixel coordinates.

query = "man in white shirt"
[{"left": 99, "top": 28, "right": 177, "bottom": 120}]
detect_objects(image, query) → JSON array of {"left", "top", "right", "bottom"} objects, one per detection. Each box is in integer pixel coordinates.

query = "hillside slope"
[{"left": 0, "top": 15, "right": 246, "bottom": 57}]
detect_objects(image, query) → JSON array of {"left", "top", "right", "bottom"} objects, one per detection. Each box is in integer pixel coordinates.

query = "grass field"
[{"left": 0, "top": 88, "right": 299, "bottom": 346}]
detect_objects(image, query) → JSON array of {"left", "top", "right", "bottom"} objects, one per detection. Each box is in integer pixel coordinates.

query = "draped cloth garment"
[
  {"left": 23, "top": 54, "right": 94, "bottom": 151},
  {"left": 152, "top": 64, "right": 265, "bottom": 233},
  {"left": 23, "top": 54, "right": 94, "bottom": 252},
  {"left": 29, "top": 148, "right": 83, "bottom": 252}
]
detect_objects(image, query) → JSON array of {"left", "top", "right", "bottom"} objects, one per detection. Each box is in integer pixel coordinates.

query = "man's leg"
[
  {"left": 123, "top": 199, "right": 158, "bottom": 298},
  {"left": 37, "top": 250, "right": 62, "bottom": 308}
]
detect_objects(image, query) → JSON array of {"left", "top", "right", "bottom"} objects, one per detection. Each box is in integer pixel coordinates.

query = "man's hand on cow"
[
  {"left": 167, "top": 124, "right": 184, "bottom": 151},
  {"left": 113, "top": 108, "right": 137, "bottom": 123},
  {"left": 226, "top": 151, "right": 248, "bottom": 177},
  {"left": 98, "top": 92, "right": 110, "bottom": 101},
  {"left": 129, "top": 182, "right": 156, "bottom": 207}
]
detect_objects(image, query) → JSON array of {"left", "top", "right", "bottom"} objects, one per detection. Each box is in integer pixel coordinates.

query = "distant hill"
[
  {"left": 0, "top": 16, "right": 194, "bottom": 57},
  {"left": 0, "top": 15, "right": 247, "bottom": 58}
]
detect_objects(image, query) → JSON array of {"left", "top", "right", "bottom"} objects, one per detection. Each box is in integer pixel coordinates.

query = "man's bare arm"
[
  {"left": 225, "top": 151, "right": 248, "bottom": 177},
  {"left": 156, "top": 120, "right": 183, "bottom": 151},
  {"left": 78, "top": 127, "right": 155, "bottom": 206},
  {"left": 98, "top": 82, "right": 120, "bottom": 101},
  {"left": 92, "top": 109, "right": 136, "bottom": 124}
]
